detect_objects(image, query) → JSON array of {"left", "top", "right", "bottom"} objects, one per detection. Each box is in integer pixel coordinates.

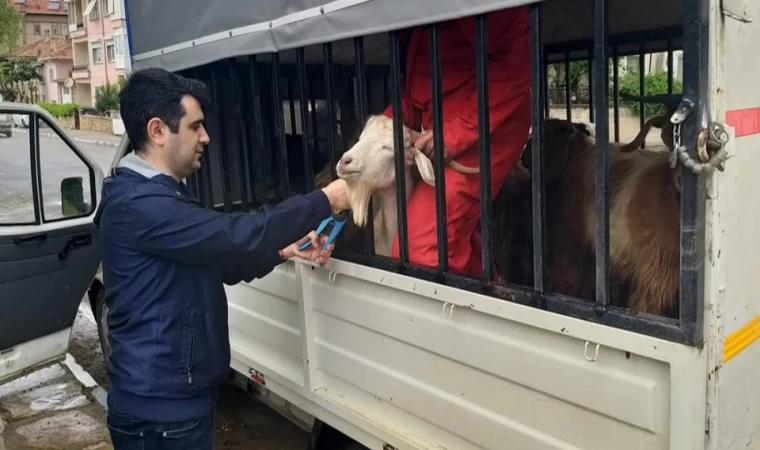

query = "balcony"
[{"left": 72, "top": 65, "right": 90, "bottom": 80}]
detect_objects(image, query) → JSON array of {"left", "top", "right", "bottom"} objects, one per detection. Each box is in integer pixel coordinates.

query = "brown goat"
[{"left": 519, "top": 118, "right": 681, "bottom": 318}]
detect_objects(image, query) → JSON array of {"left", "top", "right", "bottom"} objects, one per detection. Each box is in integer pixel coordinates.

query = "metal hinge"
[{"left": 722, "top": 0, "right": 753, "bottom": 23}]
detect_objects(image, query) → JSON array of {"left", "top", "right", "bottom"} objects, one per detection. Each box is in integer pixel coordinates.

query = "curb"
[{"left": 12, "top": 127, "right": 121, "bottom": 148}]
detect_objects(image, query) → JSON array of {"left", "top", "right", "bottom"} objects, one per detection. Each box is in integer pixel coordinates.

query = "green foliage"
[
  {"left": 37, "top": 101, "right": 79, "bottom": 117},
  {"left": 615, "top": 71, "right": 683, "bottom": 117},
  {"left": 0, "top": 1, "right": 21, "bottom": 54},
  {"left": 95, "top": 82, "right": 120, "bottom": 113},
  {"left": 0, "top": 60, "right": 43, "bottom": 103}
]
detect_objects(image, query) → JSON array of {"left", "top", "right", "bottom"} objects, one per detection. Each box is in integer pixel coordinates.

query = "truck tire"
[{"left": 93, "top": 287, "right": 112, "bottom": 361}]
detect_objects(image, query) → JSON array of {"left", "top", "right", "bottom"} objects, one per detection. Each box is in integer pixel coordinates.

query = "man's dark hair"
[{"left": 119, "top": 68, "right": 211, "bottom": 153}]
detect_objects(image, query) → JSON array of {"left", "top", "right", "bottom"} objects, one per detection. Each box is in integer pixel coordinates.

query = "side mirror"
[{"left": 61, "top": 177, "right": 87, "bottom": 216}]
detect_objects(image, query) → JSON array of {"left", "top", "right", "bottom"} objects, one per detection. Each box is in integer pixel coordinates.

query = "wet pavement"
[{"left": 0, "top": 361, "right": 111, "bottom": 450}]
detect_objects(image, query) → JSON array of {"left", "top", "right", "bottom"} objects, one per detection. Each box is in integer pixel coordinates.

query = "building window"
[
  {"left": 92, "top": 41, "right": 103, "bottom": 64},
  {"left": 106, "top": 39, "right": 115, "bottom": 63},
  {"left": 34, "top": 24, "right": 41, "bottom": 35},
  {"left": 105, "top": 0, "right": 114, "bottom": 15},
  {"left": 87, "top": 0, "right": 99, "bottom": 21}
]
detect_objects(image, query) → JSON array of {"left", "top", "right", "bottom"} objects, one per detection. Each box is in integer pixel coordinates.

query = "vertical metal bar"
[
  {"left": 587, "top": 49, "right": 594, "bottom": 122},
  {"left": 323, "top": 43, "right": 339, "bottom": 179},
  {"left": 429, "top": 23, "right": 448, "bottom": 273},
  {"left": 193, "top": 68, "right": 214, "bottom": 207},
  {"left": 271, "top": 52, "right": 291, "bottom": 198},
  {"left": 564, "top": 52, "right": 572, "bottom": 120},
  {"left": 229, "top": 58, "right": 250, "bottom": 212},
  {"left": 543, "top": 55, "right": 550, "bottom": 118},
  {"left": 679, "top": 0, "right": 708, "bottom": 345},
  {"left": 288, "top": 78, "right": 297, "bottom": 136},
  {"left": 246, "top": 56, "right": 262, "bottom": 204},
  {"left": 29, "top": 114, "right": 41, "bottom": 224},
  {"left": 475, "top": 14, "right": 493, "bottom": 281},
  {"left": 638, "top": 43, "right": 646, "bottom": 148},
  {"left": 612, "top": 46, "right": 620, "bottom": 142},
  {"left": 308, "top": 77, "right": 320, "bottom": 158},
  {"left": 210, "top": 64, "right": 233, "bottom": 212},
  {"left": 667, "top": 38, "right": 674, "bottom": 94},
  {"left": 354, "top": 36, "right": 376, "bottom": 255},
  {"left": 389, "top": 30, "right": 409, "bottom": 264},
  {"left": 296, "top": 48, "right": 314, "bottom": 191},
  {"left": 593, "top": 0, "right": 610, "bottom": 306},
  {"left": 530, "top": 3, "right": 546, "bottom": 293}
]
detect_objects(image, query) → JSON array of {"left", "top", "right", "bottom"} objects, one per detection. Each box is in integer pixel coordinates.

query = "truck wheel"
[
  {"left": 309, "top": 420, "right": 368, "bottom": 450},
  {"left": 93, "top": 288, "right": 112, "bottom": 360}
]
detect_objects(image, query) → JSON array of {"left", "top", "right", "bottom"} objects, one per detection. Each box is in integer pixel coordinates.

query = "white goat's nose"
[{"left": 340, "top": 156, "right": 353, "bottom": 165}]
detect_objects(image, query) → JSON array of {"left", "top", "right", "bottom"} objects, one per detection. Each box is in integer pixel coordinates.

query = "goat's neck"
[{"left": 372, "top": 171, "right": 414, "bottom": 256}]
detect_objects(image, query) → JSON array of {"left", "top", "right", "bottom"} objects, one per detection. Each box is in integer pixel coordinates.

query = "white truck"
[{"left": 2, "top": 0, "right": 758, "bottom": 448}]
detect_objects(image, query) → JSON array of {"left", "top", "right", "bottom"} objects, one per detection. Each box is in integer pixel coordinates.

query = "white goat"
[{"left": 336, "top": 114, "right": 477, "bottom": 256}]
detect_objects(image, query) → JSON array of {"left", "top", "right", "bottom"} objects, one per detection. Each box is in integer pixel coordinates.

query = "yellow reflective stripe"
[{"left": 724, "top": 315, "right": 760, "bottom": 363}]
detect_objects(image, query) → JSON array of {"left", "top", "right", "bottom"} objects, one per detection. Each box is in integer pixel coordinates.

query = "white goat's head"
[
  {"left": 337, "top": 115, "right": 435, "bottom": 189},
  {"left": 336, "top": 115, "right": 436, "bottom": 227}
]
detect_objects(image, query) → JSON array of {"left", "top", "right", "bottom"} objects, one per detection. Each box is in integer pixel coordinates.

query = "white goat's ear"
[
  {"left": 402, "top": 125, "right": 421, "bottom": 148},
  {"left": 414, "top": 149, "right": 436, "bottom": 186}
]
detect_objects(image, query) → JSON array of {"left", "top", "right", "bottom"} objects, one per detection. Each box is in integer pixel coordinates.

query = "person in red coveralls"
[{"left": 382, "top": 6, "right": 532, "bottom": 277}]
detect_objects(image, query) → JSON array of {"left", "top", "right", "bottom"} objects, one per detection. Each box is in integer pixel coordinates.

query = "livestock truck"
[{"left": 2, "top": 0, "right": 758, "bottom": 448}]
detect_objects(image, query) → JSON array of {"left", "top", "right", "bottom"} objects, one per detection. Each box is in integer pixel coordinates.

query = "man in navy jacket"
[{"left": 94, "top": 68, "right": 350, "bottom": 449}]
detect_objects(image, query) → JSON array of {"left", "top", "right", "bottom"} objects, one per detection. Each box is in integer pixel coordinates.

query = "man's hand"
[
  {"left": 279, "top": 231, "right": 335, "bottom": 265},
  {"left": 413, "top": 129, "right": 450, "bottom": 162},
  {"left": 321, "top": 179, "right": 351, "bottom": 211}
]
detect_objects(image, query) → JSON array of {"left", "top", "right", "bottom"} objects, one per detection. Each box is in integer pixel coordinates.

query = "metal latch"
[{"left": 670, "top": 99, "right": 731, "bottom": 175}]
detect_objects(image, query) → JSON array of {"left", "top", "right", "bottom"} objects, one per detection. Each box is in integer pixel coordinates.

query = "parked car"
[{"left": 0, "top": 113, "right": 12, "bottom": 137}]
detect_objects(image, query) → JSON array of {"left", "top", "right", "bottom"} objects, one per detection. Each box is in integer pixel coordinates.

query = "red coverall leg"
[{"left": 384, "top": 7, "right": 532, "bottom": 278}]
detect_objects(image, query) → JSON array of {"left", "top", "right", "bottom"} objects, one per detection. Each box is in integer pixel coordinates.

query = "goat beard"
[{"left": 345, "top": 180, "right": 374, "bottom": 228}]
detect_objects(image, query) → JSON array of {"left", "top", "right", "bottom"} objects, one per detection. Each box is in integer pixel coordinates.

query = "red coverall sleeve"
[{"left": 442, "top": 7, "right": 530, "bottom": 158}]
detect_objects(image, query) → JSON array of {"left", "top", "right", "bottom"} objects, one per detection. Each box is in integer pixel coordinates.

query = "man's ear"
[{"left": 146, "top": 117, "right": 166, "bottom": 146}]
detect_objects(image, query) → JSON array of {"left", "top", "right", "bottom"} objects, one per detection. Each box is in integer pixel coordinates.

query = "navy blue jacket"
[{"left": 93, "top": 153, "right": 331, "bottom": 422}]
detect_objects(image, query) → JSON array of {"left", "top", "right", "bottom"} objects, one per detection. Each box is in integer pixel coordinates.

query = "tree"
[
  {"left": 0, "top": 1, "right": 22, "bottom": 54},
  {"left": 0, "top": 60, "right": 43, "bottom": 103}
]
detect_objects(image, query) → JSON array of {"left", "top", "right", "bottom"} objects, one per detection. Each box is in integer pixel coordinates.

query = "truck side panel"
[
  {"left": 226, "top": 259, "right": 706, "bottom": 450},
  {"left": 707, "top": 4, "right": 760, "bottom": 448}
]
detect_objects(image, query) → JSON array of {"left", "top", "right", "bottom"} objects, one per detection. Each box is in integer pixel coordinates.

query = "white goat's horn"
[{"left": 419, "top": 124, "right": 480, "bottom": 174}]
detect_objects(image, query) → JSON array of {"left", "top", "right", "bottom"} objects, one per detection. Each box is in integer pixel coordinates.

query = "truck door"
[{"left": 0, "top": 103, "right": 104, "bottom": 383}]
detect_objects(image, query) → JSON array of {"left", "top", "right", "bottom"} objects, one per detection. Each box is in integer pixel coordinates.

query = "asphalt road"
[{"left": 1, "top": 131, "right": 314, "bottom": 449}]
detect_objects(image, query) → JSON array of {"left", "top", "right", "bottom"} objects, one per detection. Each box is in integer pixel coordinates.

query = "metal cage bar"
[
  {"left": 638, "top": 42, "right": 646, "bottom": 148},
  {"left": 612, "top": 46, "right": 620, "bottom": 142},
  {"left": 564, "top": 52, "right": 571, "bottom": 120},
  {"left": 270, "top": 53, "right": 291, "bottom": 199},
  {"left": 593, "top": 0, "right": 611, "bottom": 306},
  {"left": 296, "top": 48, "right": 315, "bottom": 191},
  {"left": 475, "top": 15, "right": 494, "bottom": 282},
  {"left": 323, "top": 43, "right": 339, "bottom": 180},
  {"left": 229, "top": 58, "right": 250, "bottom": 212},
  {"left": 429, "top": 23, "right": 449, "bottom": 273},
  {"left": 679, "top": 0, "right": 708, "bottom": 345},
  {"left": 246, "top": 55, "right": 264, "bottom": 206},
  {"left": 587, "top": 49, "right": 594, "bottom": 123},
  {"left": 667, "top": 38, "right": 674, "bottom": 94},
  {"left": 210, "top": 64, "right": 233, "bottom": 212},
  {"left": 389, "top": 30, "right": 409, "bottom": 265},
  {"left": 530, "top": 3, "right": 546, "bottom": 293},
  {"left": 354, "top": 37, "right": 376, "bottom": 256}
]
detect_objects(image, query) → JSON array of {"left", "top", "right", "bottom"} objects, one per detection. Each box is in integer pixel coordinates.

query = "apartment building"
[
  {"left": 66, "top": 0, "right": 127, "bottom": 107},
  {"left": 4, "top": 0, "right": 69, "bottom": 54}
]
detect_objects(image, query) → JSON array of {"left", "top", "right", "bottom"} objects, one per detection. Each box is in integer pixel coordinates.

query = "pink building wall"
[
  {"left": 69, "top": 0, "right": 128, "bottom": 108},
  {"left": 42, "top": 59, "right": 73, "bottom": 103}
]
